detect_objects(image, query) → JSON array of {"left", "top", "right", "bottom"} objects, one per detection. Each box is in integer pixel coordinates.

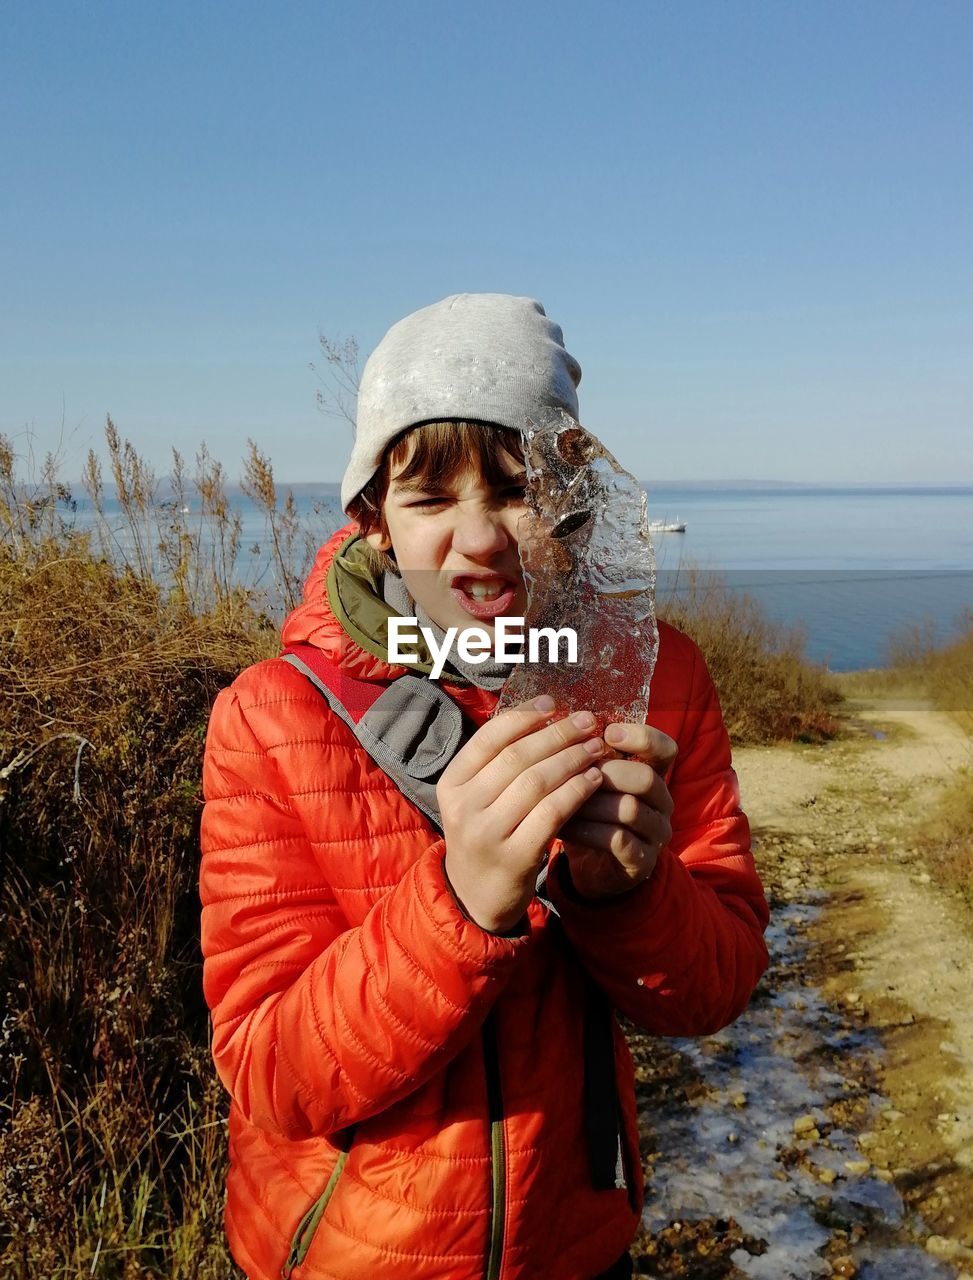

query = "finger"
[
  {"left": 512, "top": 766, "right": 604, "bottom": 852},
  {"left": 565, "top": 790, "right": 666, "bottom": 841},
  {"left": 596, "top": 758, "right": 674, "bottom": 817},
  {"left": 474, "top": 711, "right": 604, "bottom": 806},
  {"left": 561, "top": 831, "right": 659, "bottom": 898},
  {"left": 441, "top": 695, "right": 559, "bottom": 787},
  {"left": 561, "top": 803, "right": 671, "bottom": 854},
  {"left": 560, "top": 819, "right": 652, "bottom": 869},
  {"left": 603, "top": 723, "right": 677, "bottom": 771},
  {"left": 493, "top": 738, "right": 606, "bottom": 834}
]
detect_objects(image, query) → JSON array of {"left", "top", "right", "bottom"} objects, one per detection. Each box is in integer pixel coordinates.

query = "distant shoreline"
[{"left": 65, "top": 479, "right": 973, "bottom": 500}]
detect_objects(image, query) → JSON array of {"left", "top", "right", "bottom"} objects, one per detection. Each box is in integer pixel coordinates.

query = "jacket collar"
[{"left": 280, "top": 524, "right": 448, "bottom": 681}]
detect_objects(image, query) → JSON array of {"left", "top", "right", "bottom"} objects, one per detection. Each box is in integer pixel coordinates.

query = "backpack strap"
[{"left": 279, "top": 643, "right": 467, "bottom": 831}]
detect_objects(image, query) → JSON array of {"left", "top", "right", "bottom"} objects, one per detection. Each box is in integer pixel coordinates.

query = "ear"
[{"left": 364, "top": 528, "right": 393, "bottom": 553}]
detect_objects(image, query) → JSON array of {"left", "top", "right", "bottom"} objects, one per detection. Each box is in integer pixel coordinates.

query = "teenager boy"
[{"left": 200, "top": 293, "right": 769, "bottom": 1280}]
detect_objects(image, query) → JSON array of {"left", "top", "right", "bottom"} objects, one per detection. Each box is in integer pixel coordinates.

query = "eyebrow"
[{"left": 390, "top": 476, "right": 447, "bottom": 496}]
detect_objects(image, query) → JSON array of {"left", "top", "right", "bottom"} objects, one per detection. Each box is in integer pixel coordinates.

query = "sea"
[
  {"left": 73, "top": 483, "right": 973, "bottom": 672},
  {"left": 643, "top": 483, "right": 973, "bottom": 671}
]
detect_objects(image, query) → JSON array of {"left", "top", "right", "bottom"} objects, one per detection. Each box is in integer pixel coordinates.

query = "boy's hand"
[
  {"left": 558, "top": 723, "right": 677, "bottom": 901},
  {"left": 438, "top": 697, "right": 606, "bottom": 934}
]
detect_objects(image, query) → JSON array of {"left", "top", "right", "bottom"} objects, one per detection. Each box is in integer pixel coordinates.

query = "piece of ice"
[
  {"left": 636, "top": 897, "right": 945, "bottom": 1278},
  {"left": 496, "top": 409, "right": 659, "bottom": 729},
  {"left": 854, "top": 1254, "right": 956, "bottom": 1279}
]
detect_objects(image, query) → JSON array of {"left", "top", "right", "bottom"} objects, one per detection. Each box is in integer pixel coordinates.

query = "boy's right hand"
[{"left": 438, "top": 696, "right": 605, "bottom": 934}]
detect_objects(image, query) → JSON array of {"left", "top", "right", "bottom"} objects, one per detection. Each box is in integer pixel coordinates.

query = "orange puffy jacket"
[{"left": 200, "top": 526, "right": 769, "bottom": 1280}]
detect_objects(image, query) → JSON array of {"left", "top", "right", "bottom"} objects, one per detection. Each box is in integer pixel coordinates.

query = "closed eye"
[{"left": 406, "top": 495, "right": 450, "bottom": 509}]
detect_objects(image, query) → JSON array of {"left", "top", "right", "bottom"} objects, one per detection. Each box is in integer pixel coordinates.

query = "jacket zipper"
[
  {"left": 281, "top": 1148, "right": 350, "bottom": 1279},
  {"left": 482, "top": 1012, "right": 506, "bottom": 1280}
]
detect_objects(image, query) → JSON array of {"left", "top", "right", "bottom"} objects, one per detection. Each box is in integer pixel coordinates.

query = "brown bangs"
[
  {"left": 390, "top": 421, "right": 524, "bottom": 491},
  {"left": 348, "top": 421, "right": 525, "bottom": 535}
]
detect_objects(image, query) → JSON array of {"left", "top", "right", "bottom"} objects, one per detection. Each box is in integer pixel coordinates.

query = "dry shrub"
[
  {"left": 659, "top": 566, "right": 840, "bottom": 744},
  {"left": 0, "top": 424, "right": 299, "bottom": 1277}
]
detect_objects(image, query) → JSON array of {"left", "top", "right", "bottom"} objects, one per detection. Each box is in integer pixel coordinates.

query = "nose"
[{"left": 452, "top": 504, "right": 515, "bottom": 559}]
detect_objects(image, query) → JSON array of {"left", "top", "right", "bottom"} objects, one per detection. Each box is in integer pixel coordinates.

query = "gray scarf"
[{"left": 381, "top": 572, "right": 514, "bottom": 692}]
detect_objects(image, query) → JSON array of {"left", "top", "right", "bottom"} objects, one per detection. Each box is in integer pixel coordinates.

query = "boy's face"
[{"left": 365, "top": 445, "right": 529, "bottom": 638}]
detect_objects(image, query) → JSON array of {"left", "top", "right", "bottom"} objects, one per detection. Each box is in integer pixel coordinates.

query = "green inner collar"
[{"left": 326, "top": 533, "right": 442, "bottom": 675}]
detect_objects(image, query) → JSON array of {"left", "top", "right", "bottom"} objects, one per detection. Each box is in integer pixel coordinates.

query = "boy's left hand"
[{"left": 558, "top": 723, "right": 677, "bottom": 900}]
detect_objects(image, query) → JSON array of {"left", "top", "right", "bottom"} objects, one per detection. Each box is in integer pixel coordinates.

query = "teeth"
[{"left": 467, "top": 581, "right": 504, "bottom": 601}]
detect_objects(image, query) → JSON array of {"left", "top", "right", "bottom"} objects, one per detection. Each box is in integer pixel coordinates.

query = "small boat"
[{"left": 648, "top": 518, "right": 686, "bottom": 533}]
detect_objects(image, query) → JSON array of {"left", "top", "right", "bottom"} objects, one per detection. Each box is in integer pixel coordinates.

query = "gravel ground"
[{"left": 622, "top": 698, "right": 973, "bottom": 1279}]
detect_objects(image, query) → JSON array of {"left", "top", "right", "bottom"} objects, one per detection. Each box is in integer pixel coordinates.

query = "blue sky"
[{"left": 2, "top": 0, "right": 971, "bottom": 485}]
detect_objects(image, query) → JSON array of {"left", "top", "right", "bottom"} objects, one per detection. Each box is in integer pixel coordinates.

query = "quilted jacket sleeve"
[
  {"left": 199, "top": 662, "right": 529, "bottom": 1140},
  {"left": 546, "top": 632, "right": 769, "bottom": 1036}
]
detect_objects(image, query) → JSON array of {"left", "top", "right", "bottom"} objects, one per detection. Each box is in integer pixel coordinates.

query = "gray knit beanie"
[{"left": 341, "top": 293, "right": 582, "bottom": 512}]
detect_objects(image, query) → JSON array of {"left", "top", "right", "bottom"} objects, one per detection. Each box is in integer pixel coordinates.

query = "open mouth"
[{"left": 450, "top": 574, "right": 520, "bottom": 618}]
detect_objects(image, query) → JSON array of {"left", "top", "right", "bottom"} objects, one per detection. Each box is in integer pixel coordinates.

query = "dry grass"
[
  {"left": 659, "top": 566, "right": 840, "bottom": 744},
  {"left": 888, "top": 616, "right": 973, "bottom": 734},
  {"left": 887, "top": 621, "right": 973, "bottom": 907},
  {"left": 922, "top": 773, "right": 973, "bottom": 909},
  {"left": 826, "top": 668, "right": 925, "bottom": 702},
  {"left": 0, "top": 421, "right": 841, "bottom": 1275},
  {"left": 0, "top": 425, "right": 293, "bottom": 1277}
]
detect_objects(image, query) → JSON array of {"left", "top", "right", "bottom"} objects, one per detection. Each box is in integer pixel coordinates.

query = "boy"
[{"left": 200, "top": 293, "right": 769, "bottom": 1280}]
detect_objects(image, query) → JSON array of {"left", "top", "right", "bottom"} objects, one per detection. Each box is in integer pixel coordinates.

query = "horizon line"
[{"left": 62, "top": 476, "right": 973, "bottom": 494}]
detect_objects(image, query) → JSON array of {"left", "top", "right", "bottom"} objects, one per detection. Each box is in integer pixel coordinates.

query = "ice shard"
[{"left": 496, "top": 408, "right": 659, "bottom": 731}]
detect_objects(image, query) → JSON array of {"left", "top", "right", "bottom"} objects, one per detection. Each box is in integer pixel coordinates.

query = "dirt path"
[
  {"left": 737, "top": 700, "right": 973, "bottom": 1273},
  {"left": 625, "top": 697, "right": 973, "bottom": 1278}
]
